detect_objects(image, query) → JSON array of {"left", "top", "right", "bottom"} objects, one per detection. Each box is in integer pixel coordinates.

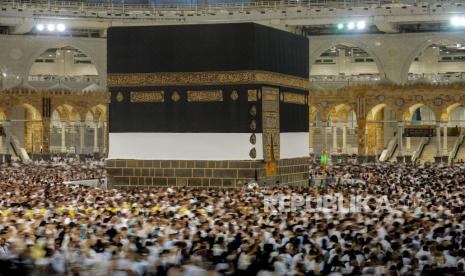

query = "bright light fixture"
[
  {"left": 347, "top": 22, "right": 355, "bottom": 30},
  {"left": 57, "top": 23, "right": 66, "bottom": 32},
  {"left": 36, "top": 23, "right": 66, "bottom": 32},
  {"left": 451, "top": 16, "right": 465, "bottom": 27},
  {"left": 337, "top": 23, "right": 344, "bottom": 30},
  {"left": 357, "top": 20, "right": 366, "bottom": 30}
]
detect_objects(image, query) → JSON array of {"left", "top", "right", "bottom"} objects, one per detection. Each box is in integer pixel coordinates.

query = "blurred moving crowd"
[{"left": 0, "top": 161, "right": 464, "bottom": 275}]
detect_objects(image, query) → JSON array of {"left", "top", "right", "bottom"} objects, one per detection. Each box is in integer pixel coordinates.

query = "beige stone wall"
[
  {"left": 310, "top": 84, "right": 465, "bottom": 156},
  {"left": 107, "top": 157, "right": 310, "bottom": 189},
  {"left": 0, "top": 90, "right": 108, "bottom": 155}
]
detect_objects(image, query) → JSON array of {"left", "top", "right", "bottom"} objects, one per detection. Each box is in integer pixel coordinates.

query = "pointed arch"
[
  {"left": 8, "top": 103, "right": 42, "bottom": 121},
  {"left": 309, "top": 105, "right": 319, "bottom": 125},
  {"left": 53, "top": 104, "right": 81, "bottom": 122},
  {"left": 27, "top": 44, "right": 100, "bottom": 90},
  {"left": 443, "top": 103, "right": 465, "bottom": 127},
  {"left": 403, "top": 103, "right": 436, "bottom": 124},
  {"left": 366, "top": 103, "right": 393, "bottom": 121},
  {"left": 310, "top": 41, "right": 384, "bottom": 78},
  {"left": 0, "top": 109, "right": 6, "bottom": 121},
  {"left": 327, "top": 103, "right": 354, "bottom": 124},
  {"left": 404, "top": 37, "right": 465, "bottom": 83},
  {"left": 89, "top": 104, "right": 107, "bottom": 122}
]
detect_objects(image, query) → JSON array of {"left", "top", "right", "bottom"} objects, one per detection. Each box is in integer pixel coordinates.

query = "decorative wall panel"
[
  {"left": 283, "top": 92, "right": 306, "bottom": 105},
  {"left": 130, "top": 91, "right": 164, "bottom": 103},
  {"left": 187, "top": 90, "right": 223, "bottom": 102},
  {"left": 262, "top": 86, "right": 280, "bottom": 163}
]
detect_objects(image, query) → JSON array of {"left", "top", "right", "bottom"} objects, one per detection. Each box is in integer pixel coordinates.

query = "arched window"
[
  {"left": 311, "top": 44, "right": 380, "bottom": 89},
  {"left": 28, "top": 46, "right": 100, "bottom": 90},
  {"left": 408, "top": 42, "right": 465, "bottom": 84}
]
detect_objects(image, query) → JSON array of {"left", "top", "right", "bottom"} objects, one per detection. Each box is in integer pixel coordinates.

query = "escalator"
[
  {"left": 417, "top": 140, "right": 436, "bottom": 163},
  {"left": 379, "top": 133, "right": 398, "bottom": 162},
  {"left": 455, "top": 145, "right": 465, "bottom": 162},
  {"left": 4, "top": 129, "right": 31, "bottom": 163}
]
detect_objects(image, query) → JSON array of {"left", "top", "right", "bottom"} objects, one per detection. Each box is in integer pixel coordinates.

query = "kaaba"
[{"left": 106, "top": 23, "right": 310, "bottom": 188}]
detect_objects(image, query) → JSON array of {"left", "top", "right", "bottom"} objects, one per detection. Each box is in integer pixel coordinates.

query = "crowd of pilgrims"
[{"left": 0, "top": 160, "right": 464, "bottom": 275}]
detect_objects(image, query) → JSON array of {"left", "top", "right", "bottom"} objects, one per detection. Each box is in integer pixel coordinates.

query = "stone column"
[
  {"left": 41, "top": 118, "right": 51, "bottom": 155},
  {"left": 342, "top": 124, "right": 347, "bottom": 154},
  {"left": 79, "top": 121, "right": 85, "bottom": 154},
  {"left": 2, "top": 122, "right": 10, "bottom": 163},
  {"left": 443, "top": 123, "right": 448, "bottom": 156},
  {"left": 397, "top": 121, "right": 404, "bottom": 162},
  {"left": 61, "top": 123, "right": 66, "bottom": 153},
  {"left": 435, "top": 121, "right": 442, "bottom": 161},
  {"left": 4, "top": 122, "right": 10, "bottom": 155},
  {"left": 323, "top": 121, "right": 328, "bottom": 151},
  {"left": 93, "top": 121, "right": 99, "bottom": 153},
  {"left": 332, "top": 125, "right": 337, "bottom": 154},
  {"left": 357, "top": 119, "right": 366, "bottom": 158},
  {"left": 365, "top": 127, "right": 369, "bottom": 156},
  {"left": 0, "top": 119, "right": 6, "bottom": 153},
  {"left": 103, "top": 121, "right": 107, "bottom": 156},
  {"left": 406, "top": 137, "right": 411, "bottom": 151},
  {"left": 309, "top": 124, "right": 314, "bottom": 154}
]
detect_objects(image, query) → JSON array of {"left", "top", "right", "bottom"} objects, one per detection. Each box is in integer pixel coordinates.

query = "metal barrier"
[
  {"left": 412, "top": 137, "right": 429, "bottom": 163},
  {"left": 449, "top": 128, "right": 465, "bottom": 163}
]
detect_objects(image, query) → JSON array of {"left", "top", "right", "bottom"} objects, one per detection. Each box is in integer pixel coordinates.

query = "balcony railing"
[
  {"left": 311, "top": 73, "right": 465, "bottom": 89},
  {"left": 310, "top": 74, "right": 381, "bottom": 89},
  {"left": 0, "top": 0, "right": 460, "bottom": 13},
  {"left": 28, "top": 75, "right": 100, "bottom": 84},
  {"left": 407, "top": 73, "right": 465, "bottom": 84}
]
